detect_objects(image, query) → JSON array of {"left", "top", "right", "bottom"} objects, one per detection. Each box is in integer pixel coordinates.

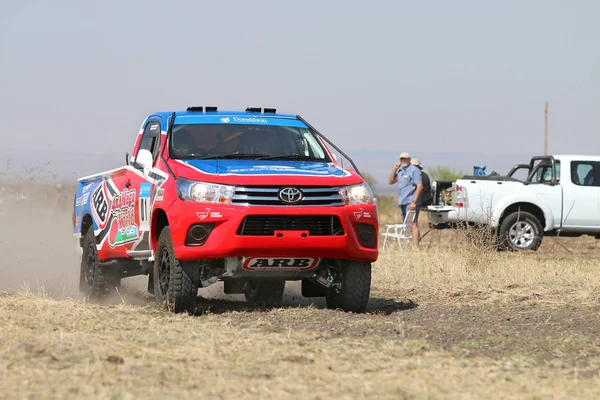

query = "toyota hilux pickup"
[
  {"left": 426, "top": 155, "right": 600, "bottom": 251},
  {"left": 73, "top": 106, "right": 378, "bottom": 313}
]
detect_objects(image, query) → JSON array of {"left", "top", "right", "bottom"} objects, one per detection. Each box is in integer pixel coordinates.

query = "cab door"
[
  {"left": 127, "top": 118, "right": 164, "bottom": 257},
  {"left": 102, "top": 118, "right": 163, "bottom": 259}
]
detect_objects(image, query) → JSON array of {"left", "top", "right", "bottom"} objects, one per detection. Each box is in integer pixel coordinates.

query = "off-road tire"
[
  {"left": 326, "top": 260, "right": 371, "bottom": 313},
  {"left": 153, "top": 227, "right": 199, "bottom": 313},
  {"left": 244, "top": 280, "right": 286, "bottom": 307},
  {"left": 79, "top": 226, "right": 107, "bottom": 301},
  {"left": 498, "top": 211, "right": 543, "bottom": 252}
]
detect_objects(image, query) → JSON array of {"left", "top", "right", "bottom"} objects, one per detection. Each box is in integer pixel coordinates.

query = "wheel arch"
[
  {"left": 151, "top": 208, "right": 169, "bottom": 251},
  {"left": 498, "top": 202, "right": 546, "bottom": 232},
  {"left": 80, "top": 213, "right": 93, "bottom": 246}
]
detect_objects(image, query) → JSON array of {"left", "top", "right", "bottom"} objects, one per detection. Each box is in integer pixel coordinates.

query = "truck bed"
[{"left": 459, "top": 175, "right": 522, "bottom": 182}]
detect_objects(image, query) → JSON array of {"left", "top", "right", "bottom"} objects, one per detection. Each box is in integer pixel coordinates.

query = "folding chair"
[{"left": 381, "top": 209, "right": 416, "bottom": 251}]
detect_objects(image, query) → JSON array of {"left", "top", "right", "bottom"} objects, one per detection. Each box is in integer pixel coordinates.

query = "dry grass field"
[{"left": 1, "top": 180, "right": 600, "bottom": 399}]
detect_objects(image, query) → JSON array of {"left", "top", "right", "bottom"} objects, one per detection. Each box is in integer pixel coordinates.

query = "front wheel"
[
  {"left": 153, "top": 227, "right": 199, "bottom": 313},
  {"left": 326, "top": 260, "right": 371, "bottom": 313},
  {"left": 498, "top": 211, "right": 543, "bottom": 251}
]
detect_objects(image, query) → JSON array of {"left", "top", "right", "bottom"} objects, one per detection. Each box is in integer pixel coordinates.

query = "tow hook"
[{"left": 315, "top": 271, "right": 337, "bottom": 289}]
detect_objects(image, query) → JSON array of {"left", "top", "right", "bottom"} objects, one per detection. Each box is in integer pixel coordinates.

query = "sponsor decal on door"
[{"left": 108, "top": 188, "right": 139, "bottom": 248}]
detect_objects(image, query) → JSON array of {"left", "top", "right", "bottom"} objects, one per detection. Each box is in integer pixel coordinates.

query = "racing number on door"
[
  {"left": 140, "top": 198, "right": 149, "bottom": 222},
  {"left": 139, "top": 183, "right": 152, "bottom": 232}
]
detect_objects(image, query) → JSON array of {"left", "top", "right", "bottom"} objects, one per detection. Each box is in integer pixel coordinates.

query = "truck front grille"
[
  {"left": 232, "top": 186, "right": 344, "bottom": 206},
  {"left": 237, "top": 215, "right": 344, "bottom": 236}
]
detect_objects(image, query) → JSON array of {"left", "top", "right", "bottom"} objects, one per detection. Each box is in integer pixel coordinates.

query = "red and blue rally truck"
[{"left": 73, "top": 106, "right": 378, "bottom": 313}]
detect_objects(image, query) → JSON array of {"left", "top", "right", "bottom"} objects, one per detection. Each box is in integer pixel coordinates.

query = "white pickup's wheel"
[
  {"left": 498, "top": 211, "right": 543, "bottom": 251},
  {"left": 509, "top": 221, "right": 535, "bottom": 249}
]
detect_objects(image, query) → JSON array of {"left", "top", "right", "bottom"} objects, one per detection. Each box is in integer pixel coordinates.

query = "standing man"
[
  {"left": 410, "top": 158, "right": 432, "bottom": 208},
  {"left": 388, "top": 152, "right": 423, "bottom": 249}
]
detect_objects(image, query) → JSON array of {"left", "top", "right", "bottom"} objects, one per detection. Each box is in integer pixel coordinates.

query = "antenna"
[{"left": 544, "top": 101, "right": 548, "bottom": 156}]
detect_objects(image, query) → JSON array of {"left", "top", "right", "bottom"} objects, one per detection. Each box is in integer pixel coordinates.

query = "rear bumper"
[
  {"left": 427, "top": 205, "right": 456, "bottom": 225},
  {"left": 166, "top": 201, "right": 379, "bottom": 262},
  {"left": 427, "top": 205, "right": 493, "bottom": 228}
]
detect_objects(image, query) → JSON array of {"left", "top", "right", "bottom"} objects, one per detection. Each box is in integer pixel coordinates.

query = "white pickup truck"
[{"left": 427, "top": 155, "right": 600, "bottom": 251}]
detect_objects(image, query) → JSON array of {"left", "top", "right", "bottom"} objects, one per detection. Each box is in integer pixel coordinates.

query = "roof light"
[
  {"left": 187, "top": 106, "right": 204, "bottom": 112},
  {"left": 245, "top": 107, "right": 277, "bottom": 114},
  {"left": 186, "top": 106, "right": 218, "bottom": 112}
]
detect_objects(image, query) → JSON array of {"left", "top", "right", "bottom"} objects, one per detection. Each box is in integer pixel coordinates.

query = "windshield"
[{"left": 169, "top": 124, "right": 330, "bottom": 161}]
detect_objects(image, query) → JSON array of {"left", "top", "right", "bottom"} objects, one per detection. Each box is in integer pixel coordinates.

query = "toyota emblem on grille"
[{"left": 278, "top": 187, "right": 303, "bottom": 204}]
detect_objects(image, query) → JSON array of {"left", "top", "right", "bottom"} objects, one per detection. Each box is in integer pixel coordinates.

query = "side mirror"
[
  {"left": 125, "top": 152, "right": 130, "bottom": 165},
  {"left": 136, "top": 149, "right": 153, "bottom": 177}
]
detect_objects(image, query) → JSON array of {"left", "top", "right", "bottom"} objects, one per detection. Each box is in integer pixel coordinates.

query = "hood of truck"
[{"left": 171, "top": 159, "right": 364, "bottom": 186}]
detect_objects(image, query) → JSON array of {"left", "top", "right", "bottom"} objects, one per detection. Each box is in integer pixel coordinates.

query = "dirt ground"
[{"left": 1, "top": 182, "right": 600, "bottom": 398}]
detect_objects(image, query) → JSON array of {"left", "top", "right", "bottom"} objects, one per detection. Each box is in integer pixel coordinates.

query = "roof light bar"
[
  {"left": 186, "top": 106, "right": 204, "bottom": 112},
  {"left": 186, "top": 106, "right": 218, "bottom": 112},
  {"left": 245, "top": 107, "right": 277, "bottom": 114}
]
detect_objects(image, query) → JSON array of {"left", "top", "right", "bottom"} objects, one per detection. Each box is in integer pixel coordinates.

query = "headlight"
[
  {"left": 177, "top": 178, "right": 235, "bottom": 204},
  {"left": 339, "top": 183, "right": 374, "bottom": 205}
]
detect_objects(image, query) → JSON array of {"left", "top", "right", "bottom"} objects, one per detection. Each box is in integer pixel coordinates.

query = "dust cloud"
[{"left": 0, "top": 182, "right": 80, "bottom": 296}]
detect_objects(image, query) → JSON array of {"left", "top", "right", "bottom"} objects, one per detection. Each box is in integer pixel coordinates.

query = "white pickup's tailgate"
[{"left": 427, "top": 205, "right": 458, "bottom": 224}]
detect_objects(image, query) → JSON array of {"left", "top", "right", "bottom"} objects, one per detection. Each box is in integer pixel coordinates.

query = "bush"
[{"left": 427, "top": 166, "right": 466, "bottom": 181}]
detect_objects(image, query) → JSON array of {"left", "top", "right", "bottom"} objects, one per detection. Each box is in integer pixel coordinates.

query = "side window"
[
  {"left": 532, "top": 161, "right": 560, "bottom": 184},
  {"left": 571, "top": 161, "right": 599, "bottom": 187},
  {"left": 136, "top": 119, "right": 161, "bottom": 165},
  {"left": 303, "top": 131, "right": 325, "bottom": 158}
]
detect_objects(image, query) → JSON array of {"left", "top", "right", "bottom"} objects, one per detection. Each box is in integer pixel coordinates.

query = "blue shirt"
[{"left": 395, "top": 164, "right": 423, "bottom": 205}]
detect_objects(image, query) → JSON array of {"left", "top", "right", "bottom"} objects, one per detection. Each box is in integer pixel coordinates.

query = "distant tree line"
[{"left": 425, "top": 166, "right": 466, "bottom": 181}]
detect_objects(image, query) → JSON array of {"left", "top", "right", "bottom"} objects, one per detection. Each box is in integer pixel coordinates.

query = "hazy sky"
[{"left": 1, "top": 0, "right": 598, "bottom": 162}]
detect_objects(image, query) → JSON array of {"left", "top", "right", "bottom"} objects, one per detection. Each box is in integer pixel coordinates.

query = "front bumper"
[{"left": 166, "top": 201, "right": 379, "bottom": 263}]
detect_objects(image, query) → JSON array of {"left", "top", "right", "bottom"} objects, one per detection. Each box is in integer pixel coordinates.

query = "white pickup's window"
[
  {"left": 571, "top": 161, "right": 599, "bottom": 187},
  {"left": 533, "top": 161, "right": 560, "bottom": 183}
]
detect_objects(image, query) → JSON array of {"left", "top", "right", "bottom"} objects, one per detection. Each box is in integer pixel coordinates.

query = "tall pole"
[{"left": 544, "top": 101, "right": 548, "bottom": 156}]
